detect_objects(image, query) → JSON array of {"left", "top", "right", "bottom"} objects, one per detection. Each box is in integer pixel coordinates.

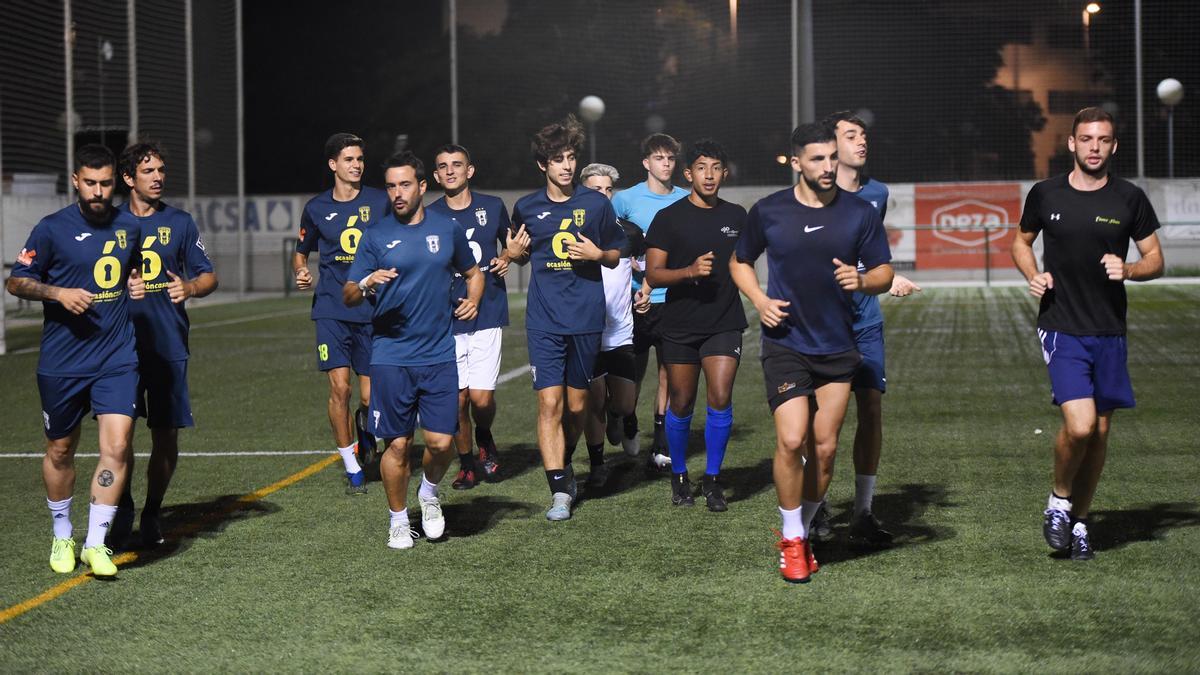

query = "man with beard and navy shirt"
[{"left": 7, "top": 144, "right": 146, "bottom": 578}]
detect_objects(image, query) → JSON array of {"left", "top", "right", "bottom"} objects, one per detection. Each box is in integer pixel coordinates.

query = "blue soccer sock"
[
  {"left": 665, "top": 410, "right": 693, "bottom": 473},
  {"left": 704, "top": 405, "right": 733, "bottom": 477}
]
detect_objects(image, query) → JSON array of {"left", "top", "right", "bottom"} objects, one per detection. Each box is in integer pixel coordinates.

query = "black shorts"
[
  {"left": 760, "top": 341, "right": 861, "bottom": 412},
  {"left": 660, "top": 330, "right": 743, "bottom": 365},
  {"left": 593, "top": 344, "right": 637, "bottom": 381},
  {"left": 632, "top": 302, "right": 664, "bottom": 354}
]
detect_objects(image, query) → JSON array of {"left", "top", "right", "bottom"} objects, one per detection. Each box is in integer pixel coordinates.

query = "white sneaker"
[
  {"left": 621, "top": 434, "right": 640, "bottom": 458},
  {"left": 419, "top": 494, "right": 445, "bottom": 540},
  {"left": 388, "top": 520, "right": 417, "bottom": 550},
  {"left": 651, "top": 451, "right": 671, "bottom": 469},
  {"left": 545, "top": 492, "right": 572, "bottom": 521}
]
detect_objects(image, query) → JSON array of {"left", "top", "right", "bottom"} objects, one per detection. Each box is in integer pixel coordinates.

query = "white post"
[
  {"left": 64, "top": 0, "right": 74, "bottom": 191},
  {"left": 790, "top": 0, "right": 797, "bottom": 182},
  {"left": 236, "top": 0, "right": 247, "bottom": 298},
  {"left": 127, "top": 0, "right": 137, "bottom": 142},
  {"left": 1135, "top": 0, "right": 1145, "bottom": 178},
  {"left": 185, "top": 0, "right": 196, "bottom": 213},
  {"left": 0, "top": 92, "right": 7, "bottom": 355},
  {"left": 798, "top": 0, "right": 814, "bottom": 125},
  {"left": 450, "top": 0, "right": 458, "bottom": 144}
]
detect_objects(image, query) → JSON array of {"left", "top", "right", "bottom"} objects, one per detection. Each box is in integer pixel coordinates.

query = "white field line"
[
  {"left": 496, "top": 363, "right": 531, "bottom": 384},
  {"left": 0, "top": 450, "right": 334, "bottom": 459}
]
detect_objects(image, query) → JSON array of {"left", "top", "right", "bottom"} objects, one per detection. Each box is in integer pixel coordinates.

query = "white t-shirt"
[{"left": 600, "top": 257, "right": 634, "bottom": 350}]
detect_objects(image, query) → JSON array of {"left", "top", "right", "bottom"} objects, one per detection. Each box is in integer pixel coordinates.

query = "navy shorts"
[
  {"left": 1039, "top": 329, "right": 1135, "bottom": 412},
  {"left": 368, "top": 362, "right": 459, "bottom": 439},
  {"left": 38, "top": 366, "right": 139, "bottom": 440},
  {"left": 760, "top": 341, "right": 861, "bottom": 413},
  {"left": 315, "top": 319, "right": 372, "bottom": 375},
  {"left": 527, "top": 329, "right": 600, "bottom": 390},
  {"left": 852, "top": 322, "right": 887, "bottom": 393},
  {"left": 136, "top": 355, "right": 194, "bottom": 429},
  {"left": 660, "top": 330, "right": 743, "bottom": 365}
]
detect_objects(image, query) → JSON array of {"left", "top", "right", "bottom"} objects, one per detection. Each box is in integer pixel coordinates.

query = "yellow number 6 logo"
[
  {"left": 140, "top": 236, "right": 163, "bottom": 281},
  {"left": 92, "top": 240, "right": 123, "bottom": 289}
]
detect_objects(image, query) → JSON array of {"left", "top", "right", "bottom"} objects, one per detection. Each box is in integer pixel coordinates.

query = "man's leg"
[
  {"left": 354, "top": 373, "right": 375, "bottom": 468},
  {"left": 79, "top": 414, "right": 135, "bottom": 576},
  {"left": 1070, "top": 411, "right": 1111, "bottom": 519},
  {"left": 328, "top": 367, "right": 365, "bottom": 491},
  {"left": 44, "top": 427, "right": 81, "bottom": 573},
  {"left": 470, "top": 388, "right": 500, "bottom": 479},
  {"left": 417, "top": 431, "right": 455, "bottom": 541},
  {"left": 452, "top": 388, "right": 479, "bottom": 489},
  {"left": 699, "top": 354, "right": 738, "bottom": 512},
  {"left": 584, "top": 374, "right": 609, "bottom": 487},
  {"left": 848, "top": 388, "right": 893, "bottom": 546},
  {"left": 141, "top": 426, "right": 179, "bottom": 546},
  {"left": 801, "top": 383, "right": 852, "bottom": 552},
  {"left": 1042, "top": 398, "right": 1098, "bottom": 551},
  {"left": 649, "top": 349, "right": 671, "bottom": 469},
  {"left": 665, "top": 361, "right": 700, "bottom": 505},
  {"left": 381, "top": 435, "right": 416, "bottom": 548}
]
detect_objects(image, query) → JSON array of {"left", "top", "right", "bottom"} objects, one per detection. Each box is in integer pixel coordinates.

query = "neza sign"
[{"left": 916, "top": 184, "right": 1021, "bottom": 269}]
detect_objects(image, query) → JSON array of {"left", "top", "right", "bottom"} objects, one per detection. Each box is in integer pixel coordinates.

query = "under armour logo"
[{"left": 1050, "top": 213, "right": 1061, "bottom": 221}]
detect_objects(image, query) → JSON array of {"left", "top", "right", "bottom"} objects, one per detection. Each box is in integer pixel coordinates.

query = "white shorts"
[{"left": 455, "top": 327, "right": 503, "bottom": 391}]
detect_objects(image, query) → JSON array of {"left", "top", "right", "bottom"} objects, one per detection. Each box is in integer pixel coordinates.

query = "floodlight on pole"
[
  {"left": 579, "top": 95, "right": 605, "bottom": 164},
  {"left": 1157, "top": 78, "right": 1183, "bottom": 178}
]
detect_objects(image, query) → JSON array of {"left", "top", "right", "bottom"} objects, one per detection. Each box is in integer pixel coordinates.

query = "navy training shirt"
[
  {"left": 736, "top": 187, "right": 891, "bottom": 355},
  {"left": 512, "top": 186, "right": 627, "bottom": 335},
  {"left": 426, "top": 192, "right": 511, "bottom": 334},
  {"left": 849, "top": 177, "right": 890, "bottom": 331},
  {"left": 121, "top": 202, "right": 214, "bottom": 361},
  {"left": 296, "top": 186, "right": 390, "bottom": 324},
  {"left": 346, "top": 209, "right": 475, "bottom": 367},
  {"left": 11, "top": 203, "right": 143, "bottom": 376}
]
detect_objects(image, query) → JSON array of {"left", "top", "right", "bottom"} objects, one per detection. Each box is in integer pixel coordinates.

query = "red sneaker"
[
  {"left": 774, "top": 531, "right": 811, "bottom": 584},
  {"left": 805, "top": 538, "right": 820, "bottom": 575},
  {"left": 451, "top": 467, "right": 478, "bottom": 490}
]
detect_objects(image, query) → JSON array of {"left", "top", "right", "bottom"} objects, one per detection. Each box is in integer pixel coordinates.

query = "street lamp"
[
  {"left": 1082, "top": 3, "right": 1100, "bottom": 90},
  {"left": 1157, "top": 78, "right": 1184, "bottom": 178},
  {"left": 578, "top": 95, "right": 605, "bottom": 164}
]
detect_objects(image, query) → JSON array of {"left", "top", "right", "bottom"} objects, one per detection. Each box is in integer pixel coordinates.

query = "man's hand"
[
  {"left": 454, "top": 297, "right": 478, "bottom": 321},
  {"left": 1029, "top": 271, "right": 1054, "bottom": 298},
  {"left": 688, "top": 251, "right": 715, "bottom": 282},
  {"left": 58, "top": 287, "right": 95, "bottom": 315},
  {"left": 490, "top": 257, "right": 509, "bottom": 278},
  {"left": 630, "top": 256, "right": 643, "bottom": 274},
  {"left": 1101, "top": 254, "right": 1126, "bottom": 281},
  {"left": 365, "top": 267, "right": 398, "bottom": 291},
  {"left": 633, "top": 285, "right": 651, "bottom": 314},
  {"left": 889, "top": 274, "right": 922, "bottom": 297},
  {"left": 833, "top": 258, "right": 861, "bottom": 291},
  {"left": 754, "top": 297, "right": 790, "bottom": 328},
  {"left": 127, "top": 267, "right": 145, "bottom": 300},
  {"left": 295, "top": 266, "right": 313, "bottom": 290},
  {"left": 566, "top": 233, "right": 603, "bottom": 261},
  {"left": 505, "top": 225, "right": 530, "bottom": 260},
  {"left": 165, "top": 270, "right": 191, "bottom": 304}
]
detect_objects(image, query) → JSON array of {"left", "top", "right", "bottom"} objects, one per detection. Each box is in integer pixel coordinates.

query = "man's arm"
[
  {"left": 7, "top": 276, "right": 94, "bottom": 314},
  {"left": 343, "top": 267, "right": 397, "bottom": 307},
  {"left": 1102, "top": 233, "right": 1164, "bottom": 282},
  {"left": 165, "top": 271, "right": 218, "bottom": 303},
  {"left": 1012, "top": 229, "right": 1053, "bottom": 297},
  {"left": 292, "top": 252, "right": 313, "bottom": 290},
  {"left": 730, "top": 252, "right": 790, "bottom": 328},
  {"left": 644, "top": 247, "right": 713, "bottom": 288},
  {"left": 454, "top": 265, "right": 484, "bottom": 322},
  {"left": 566, "top": 233, "right": 620, "bottom": 268},
  {"left": 833, "top": 259, "right": 894, "bottom": 295}
]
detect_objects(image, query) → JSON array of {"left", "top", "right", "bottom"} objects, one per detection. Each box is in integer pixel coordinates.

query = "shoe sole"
[
  {"left": 705, "top": 501, "right": 728, "bottom": 512},
  {"left": 783, "top": 575, "right": 811, "bottom": 584}
]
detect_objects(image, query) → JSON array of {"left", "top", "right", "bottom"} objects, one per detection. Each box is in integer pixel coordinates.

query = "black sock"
[
  {"left": 564, "top": 443, "right": 578, "bottom": 465},
  {"left": 475, "top": 427, "right": 494, "bottom": 449},
  {"left": 546, "top": 469, "right": 570, "bottom": 495},
  {"left": 458, "top": 452, "right": 477, "bottom": 471},
  {"left": 653, "top": 413, "right": 666, "bottom": 450},
  {"left": 119, "top": 489, "right": 135, "bottom": 511},
  {"left": 142, "top": 497, "right": 162, "bottom": 519},
  {"left": 623, "top": 414, "right": 638, "bottom": 439},
  {"left": 587, "top": 443, "right": 605, "bottom": 466}
]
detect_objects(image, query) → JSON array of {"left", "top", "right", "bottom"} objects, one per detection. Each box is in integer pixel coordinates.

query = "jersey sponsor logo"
[
  {"left": 115, "top": 229, "right": 127, "bottom": 249},
  {"left": 1051, "top": 213, "right": 1062, "bottom": 221},
  {"left": 325, "top": 212, "right": 338, "bottom": 221},
  {"left": 74, "top": 232, "right": 93, "bottom": 241},
  {"left": 777, "top": 381, "right": 796, "bottom": 394},
  {"left": 359, "top": 205, "right": 371, "bottom": 223},
  {"left": 158, "top": 226, "right": 171, "bottom": 246},
  {"left": 386, "top": 239, "right": 402, "bottom": 249},
  {"left": 475, "top": 208, "right": 487, "bottom": 226},
  {"left": 196, "top": 236, "right": 208, "bottom": 253},
  {"left": 426, "top": 234, "right": 440, "bottom": 253},
  {"left": 17, "top": 248, "right": 36, "bottom": 265},
  {"left": 804, "top": 225, "right": 824, "bottom": 233},
  {"left": 536, "top": 211, "right": 551, "bottom": 220},
  {"left": 573, "top": 209, "right": 586, "bottom": 227},
  {"left": 720, "top": 225, "right": 740, "bottom": 238},
  {"left": 1095, "top": 216, "right": 1122, "bottom": 225}
]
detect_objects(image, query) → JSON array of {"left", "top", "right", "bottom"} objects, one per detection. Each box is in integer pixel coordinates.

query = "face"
[
  {"left": 582, "top": 175, "right": 614, "bottom": 199},
  {"left": 1068, "top": 120, "right": 1117, "bottom": 176},
  {"left": 642, "top": 149, "right": 676, "bottom": 183},
  {"left": 73, "top": 165, "right": 116, "bottom": 221},
  {"left": 539, "top": 149, "right": 577, "bottom": 190},
  {"left": 384, "top": 165, "right": 427, "bottom": 221},
  {"left": 123, "top": 153, "right": 165, "bottom": 202},
  {"left": 433, "top": 151, "right": 474, "bottom": 193},
  {"left": 683, "top": 156, "right": 726, "bottom": 199},
  {"left": 834, "top": 120, "right": 867, "bottom": 170},
  {"left": 790, "top": 140, "right": 838, "bottom": 193},
  {"left": 328, "top": 145, "right": 364, "bottom": 184}
]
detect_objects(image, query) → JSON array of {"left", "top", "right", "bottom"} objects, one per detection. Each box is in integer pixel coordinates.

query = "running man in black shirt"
[
  {"left": 645, "top": 139, "right": 748, "bottom": 511},
  {"left": 1012, "top": 106, "right": 1163, "bottom": 561}
]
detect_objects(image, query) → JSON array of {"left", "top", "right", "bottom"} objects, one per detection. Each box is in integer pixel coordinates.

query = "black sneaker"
[
  {"left": 451, "top": 467, "right": 478, "bottom": 490},
  {"left": 849, "top": 511, "right": 894, "bottom": 547},
  {"left": 1071, "top": 523, "right": 1095, "bottom": 561},
  {"left": 476, "top": 436, "right": 501, "bottom": 482},
  {"left": 1043, "top": 508, "right": 1072, "bottom": 551},
  {"left": 107, "top": 494, "right": 136, "bottom": 550},
  {"left": 700, "top": 475, "right": 727, "bottom": 512},
  {"left": 354, "top": 406, "right": 377, "bottom": 469},
  {"left": 810, "top": 500, "right": 834, "bottom": 542},
  {"left": 140, "top": 513, "right": 164, "bottom": 548},
  {"left": 671, "top": 472, "right": 694, "bottom": 506},
  {"left": 605, "top": 413, "right": 623, "bottom": 446},
  {"left": 565, "top": 464, "right": 578, "bottom": 502},
  {"left": 585, "top": 462, "right": 609, "bottom": 490}
]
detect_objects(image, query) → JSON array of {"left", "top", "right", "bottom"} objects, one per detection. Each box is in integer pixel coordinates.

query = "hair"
[
  {"left": 641, "top": 133, "right": 681, "bottom": 158},
  {"left": 119, "top": 142, "right": 164, "bottom": 180},
  {"left": 433, "top": 143, "right": 472, "bottom": 165},
  {"left": 580, "top": 163, "right": 619, "bottom": 182},
  {"left": 382, "top": 151, "right": 426, "bottom": 182},
  {"left": 324, "top": 132, "right": 365, "bottom": 161},
  {"left": 684, "top": 138, "right": 728, "bottom": 167},
  {"left": 532, "top": 115, "right": 585, "bottom": 165},
  {"left": 822, "top": 110, "right": 868, "bottom": 133},
  {"left": 74, "top": 144, "right": 115, "bottom": 172},
  {"left": 1072, "top": 106, "right": 1116, "bottom": 137},
  {"left": 790, "top": 122, "right": 837, "bottom": 154}
]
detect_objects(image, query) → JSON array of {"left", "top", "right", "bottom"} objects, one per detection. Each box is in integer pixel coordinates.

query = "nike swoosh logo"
[
  {"left": 536, "top": 211, "right": 552, "bottom": 220},
  {"left": 386, "top": 239, "right": 402, "bottom": 249},
  {"left": 552, "top": 474, "right": 564, "bottom": 480},
  {"left": 804, "top": 225, "right": 824, "bottom": 233},
  {"left": 75, "top": 232, "right": 93, "bottom": 241},
  {"left": 325, "top": 212, "right": 338, "bottom": 221}
]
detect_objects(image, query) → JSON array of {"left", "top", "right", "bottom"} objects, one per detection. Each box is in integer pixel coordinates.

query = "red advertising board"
[{"left": 914, "top": 183, "right": 1021, "bottom": 269}]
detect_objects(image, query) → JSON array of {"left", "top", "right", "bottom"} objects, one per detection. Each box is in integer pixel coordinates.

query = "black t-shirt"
[
  {"left": 1019, "top": 174, "right": 1160, "bottom": 335},
  {"left": 645, "top": 197, "right": 749, "bottom": 338}
]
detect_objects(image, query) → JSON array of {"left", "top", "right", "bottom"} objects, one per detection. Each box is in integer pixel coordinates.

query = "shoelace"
[
  {"left": 389, "top": 525, "right": 419, "bottom": 542},
  {"left": 421, "top": 498, "right": 442, "bottom": 520}
]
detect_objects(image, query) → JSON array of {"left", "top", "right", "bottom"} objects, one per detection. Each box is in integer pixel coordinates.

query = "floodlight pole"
[
  {"left": 185, "top": 0, "right": 196, "bottom": 213},
  {"left": 450, "top": 0, "right": 458, "bottom": 143},
  {"left": 127, "top": 0, "right": 137, "bottom": 142},
  {"left": 236, "top": 0, "right": 247, "bottom": 298},
  {"left": 1134, "top": 0, "right": 1145, "bottom": 178},
  {"left": 64, "top": 0, "right": 74, "bottom": 191}
]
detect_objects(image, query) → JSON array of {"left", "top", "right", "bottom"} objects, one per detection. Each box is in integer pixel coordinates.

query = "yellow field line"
[{"left": 0, "top": 453, "right": 340, "bottom": 625}]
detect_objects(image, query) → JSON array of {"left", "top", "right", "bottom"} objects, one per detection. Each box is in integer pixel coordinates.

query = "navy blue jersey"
[
  {"left": 736, "top": 188, "right": 891, "bottom": 355},
  {"left": 11, "top": 204, "right": 143, "bottom": 376},
  {"left": 849, "top": 177, "right": 890, "bottom": 331},
  {"left": 296, "top": 186, "right": 389, "bottom": 324},
  {"left": 121, "top": 202, "right": 214, "bottom": 361},
  {"left": 512, "top": 186, "right": 627, "bottom": 335},
  {"left": 426, "top": 192, "right": 511, "bottom": 334},
  {"left": 346, "top": 210, "right": 475, "bottom": 367}
]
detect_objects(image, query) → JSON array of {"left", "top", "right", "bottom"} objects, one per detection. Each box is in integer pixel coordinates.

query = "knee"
[
  {"left": 45, "top": 441, "right": 74, "bottom": 469},
  {"left": 668, "top": 399, "right": 695, "bottom": 418},
  {"left": 1063, "top": 418, "right": 1097, "bottom": 444},
  {"left": 565, "top": 397, "right": 587, "bottom": 417},
  {"left": 329, "top": 382, "right": 351, "bottom": 405},
  {"left": 706, "top": 390, "right": 732, "bottom": 411}
]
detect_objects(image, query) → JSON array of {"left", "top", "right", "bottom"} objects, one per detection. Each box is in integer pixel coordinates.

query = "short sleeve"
[
  {"left": 494, "top": 201, "right": 512, "bottom": 246},
  {"left": 346, "top": 227, "right": 377, "bottom": 283},
  {"left": 878, "top": 185, "right": 890, "bottom": 220},
  {"left": 857, "top": 208, "right": 892, "bottom": 270},
  {"left": 611, "top": 189, "right": 631, "bottom": 220},
  {"left": 1130, "top": 188, "right": 1161, "bottom": 242},
  {"left": 644, "top": 208, "right": 672, "bottom": 252},
  {"left": 596, "top": 199, "right": 627, "bottom": 253},
  {"left": 295, "top": 206, "right": 319, "bottom": 255},
  {"left": 182, "top": 218, "right": 215, "bottom": 276},
  {"left": 734, "top": 204, "right": 766, "bottom": 263},
  {"left": 451, "top": 225, "right": 476, "bottom": 274},
  {"left": 11, "top": 221, "right": 53, "bottom": 280},
  {"left": 1018, "top": 185, "right": 1043, "bottom": 234}
]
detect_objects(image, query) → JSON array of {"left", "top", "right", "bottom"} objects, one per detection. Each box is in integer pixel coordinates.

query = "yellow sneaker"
[
  {"left": 49, "top": 537, "right": 76, "bottom": 574},
  {"left": 80, "top": 545, "right": 118, "bottom": 577}
]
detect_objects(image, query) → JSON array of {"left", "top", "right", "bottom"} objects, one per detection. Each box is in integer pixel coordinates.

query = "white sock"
[
  {"left": 389, "top": 508, "right": 408, "bottom": 529},
  {"left": 801, "top": 499, "right": 823, "bottom": 536},
  {"left": 47, "top": 496, "right": 73, "bottom": 539},
  {"left": 779, "top": 506, "right": 804, "bottom": 540},
  {"left": 854, "top": 474, "right": 877, "bottom": 516},
  {"left": 84, "top": 503, "right": 117, "bottom": 549},
  {"left": 1047, "top": 492, "right": 1072, "bottom": 513},
  {"left": 338, "top": 444, "right": 362, "bottom": 474},
  {"left": 1072, "top": 521, "right": 1088, "bottom": 536},
  {"left": 419, "top": 474, "right": 439, "bottom": 501}
]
